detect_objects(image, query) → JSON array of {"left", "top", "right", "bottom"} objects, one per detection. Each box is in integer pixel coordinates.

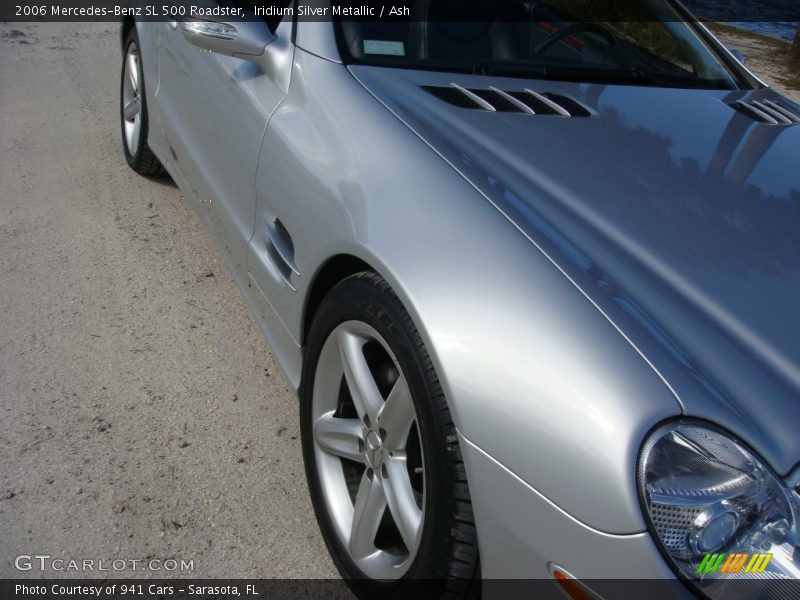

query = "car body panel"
[
  {"left": 201, "top": 45, "right": 682, "bottom": 534},
  {"left": 458, "top": 433, "right": 683, "bottom": 582},
  {"left": 350, "top": 64, "right": 800, "bottom": 477},
  {"left": 154, "top": 19, "right": 294, "bottom": 275}
]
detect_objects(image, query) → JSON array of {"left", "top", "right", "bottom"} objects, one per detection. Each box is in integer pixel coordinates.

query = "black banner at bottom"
[{"left": 3, "top": 579, "right": 800, "bottom": 600}]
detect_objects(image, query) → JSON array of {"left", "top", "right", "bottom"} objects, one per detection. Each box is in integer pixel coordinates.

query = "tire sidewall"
[{"left": 300, "top": 275, "right": 454, "bottom": 598}]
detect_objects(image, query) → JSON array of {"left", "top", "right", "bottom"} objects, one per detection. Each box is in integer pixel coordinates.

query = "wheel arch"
[
  {"left": 295, "top": 248, "right": 461, "bottom": 438},
  {"left": 301, "top": 254, "right": 373, "bottom": 346},
  {"left": 120, "top": 16, "right": 135, "bottom": 51}
]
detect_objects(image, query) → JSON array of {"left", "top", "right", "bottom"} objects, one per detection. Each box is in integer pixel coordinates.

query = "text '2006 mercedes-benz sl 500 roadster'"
[{"left": 119, "top": 0, "right": 800, "bottom": 597}]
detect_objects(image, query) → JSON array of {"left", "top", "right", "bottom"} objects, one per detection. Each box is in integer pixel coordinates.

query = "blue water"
[
  {"left": 683, "top": 0, "right": 798, "bottom": 41},
  {"left": 730, "top": 22, "right": 798, "bottom": 42}
]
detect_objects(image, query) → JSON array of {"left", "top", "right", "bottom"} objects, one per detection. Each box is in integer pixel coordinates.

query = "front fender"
[{"left": 259, "top": 49, "right": 682, "bottom": 534}]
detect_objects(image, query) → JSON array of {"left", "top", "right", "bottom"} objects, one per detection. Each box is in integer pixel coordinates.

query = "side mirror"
[
  {"left": 728, "top": 47, "right": 746, "bottom": 66},
  {"left": 181, "top": 19, "right": 274, "bottom": 60}
]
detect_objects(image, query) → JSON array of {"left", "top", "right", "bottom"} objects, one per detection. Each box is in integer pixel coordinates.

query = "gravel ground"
[{"left": 0, "top": 21, "right": 335, "bottom": 579}]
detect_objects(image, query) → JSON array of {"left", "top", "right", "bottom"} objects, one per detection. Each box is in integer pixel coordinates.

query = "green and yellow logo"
[{"left": 697, "top": 552, "right": 773, "bottom": 575}]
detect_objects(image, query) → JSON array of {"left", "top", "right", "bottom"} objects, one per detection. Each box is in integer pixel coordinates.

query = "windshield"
[{"left": 335, "top": 0, "right": 742, "bottom": 89}]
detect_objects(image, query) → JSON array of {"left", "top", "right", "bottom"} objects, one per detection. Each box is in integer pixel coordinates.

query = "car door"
[{"left": 154, "top": 14, "right": 294, "bottom": 276}]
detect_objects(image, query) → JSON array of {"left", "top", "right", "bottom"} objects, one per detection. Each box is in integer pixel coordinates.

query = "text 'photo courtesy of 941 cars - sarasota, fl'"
[{"left": 118, "top": 0, "right": 800, "bottom": 598}]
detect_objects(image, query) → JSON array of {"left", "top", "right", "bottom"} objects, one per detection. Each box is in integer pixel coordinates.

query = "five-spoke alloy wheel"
[
  {"left": 301, "top": 272, "right": 480, "bottom": 598},
  {"left": 120, "top": 28, "right": 163, "bottom": 175},
  {"left": 121, "top": 43, "right": 143, "bottom": 157},
  {"left": 312, "top": 320, "right": 425, "bottom": 579}
]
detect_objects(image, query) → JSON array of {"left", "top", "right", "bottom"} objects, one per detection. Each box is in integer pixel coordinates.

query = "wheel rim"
[
  {"left": 312, "top": 321, "right": 425, "bottom": 580},
  {"left": 122, "top": 43, "right": 143, "bottom": 155}
]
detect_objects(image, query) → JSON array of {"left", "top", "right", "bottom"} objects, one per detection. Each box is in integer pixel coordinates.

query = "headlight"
[{"left": 638, "top": 422, "right": 799, "bottom": 594}]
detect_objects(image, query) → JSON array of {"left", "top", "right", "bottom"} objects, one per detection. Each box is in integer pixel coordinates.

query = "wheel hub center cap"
[{"left": 364, "top": 430, "right": 384, "bottom": 469}]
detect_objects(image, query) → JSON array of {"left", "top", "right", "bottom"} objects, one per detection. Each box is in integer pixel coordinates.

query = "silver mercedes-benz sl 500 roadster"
[{"left": 120, "top": 0, "right": 800, "bottom": 597}]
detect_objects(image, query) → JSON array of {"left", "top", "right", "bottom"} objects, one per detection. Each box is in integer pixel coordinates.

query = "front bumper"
[{"left": 458, "top": 432, "right": 695, "bottom": 599}]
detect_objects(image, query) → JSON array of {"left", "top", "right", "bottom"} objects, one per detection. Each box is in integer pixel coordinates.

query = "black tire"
[
  {"left": 300, "top": 272, "right": 480, "bottom": 600},
  {"left": 120, "top": 28, "right": 163, "bottom": 176}
]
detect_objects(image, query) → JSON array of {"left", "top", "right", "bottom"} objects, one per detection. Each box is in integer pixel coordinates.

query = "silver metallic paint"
[
  {"left": 349, "top": 65, "right": 800, "bottom": 476},
  {"left": 124, "top": 10, "right": 799, "bottom": 576},
  {"left": 252, "top": 47, "right": 688, "bottom": 533},
  {"left": 458, "top": 433, "right": 685, "bottom": 582}
]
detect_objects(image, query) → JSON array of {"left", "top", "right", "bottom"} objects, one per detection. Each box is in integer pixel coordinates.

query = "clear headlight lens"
[{"left": 639, "top": 423, "right": 799, "bottom": 592}]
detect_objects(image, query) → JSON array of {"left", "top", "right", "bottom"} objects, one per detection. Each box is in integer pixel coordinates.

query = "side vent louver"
[
  {"left": 730, "top": 98, "right": 800, "bottom": 125},
  {"left": 262, "top": 215, "right": 299, "bottom": 291},
  {"left": 423, "top": 84, "right": 590, "bottom": 117}
]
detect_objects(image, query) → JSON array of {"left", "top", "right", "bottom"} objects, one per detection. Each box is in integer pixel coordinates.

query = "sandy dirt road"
[
  {"left": 712, "top": 28, "right": 800, "bottom": 103},
  {"left": 0, "top": 21, "right": 336, "bottom": 578}
]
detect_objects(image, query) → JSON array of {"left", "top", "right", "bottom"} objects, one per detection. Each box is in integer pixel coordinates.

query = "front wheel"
[
  {"left": 300, "top": 272, "right": 480, "bottom": 599},
  {"left": 120, "top": 28, "right": 163, "bottom": 175}
]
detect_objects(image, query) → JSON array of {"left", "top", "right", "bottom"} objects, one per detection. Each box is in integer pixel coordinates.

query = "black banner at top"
[{"left": 3, "top": 0, "right": 800, "bottom": 23}]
